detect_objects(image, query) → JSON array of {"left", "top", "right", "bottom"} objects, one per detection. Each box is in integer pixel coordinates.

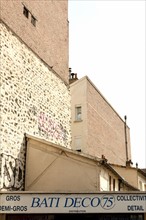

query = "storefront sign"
[{"left": 0, "top": 193, "right": 146, "bottom": 214}]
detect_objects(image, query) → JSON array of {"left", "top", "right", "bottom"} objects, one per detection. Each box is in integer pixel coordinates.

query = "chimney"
[
  {"left": 69, "top": 67, "right": 72, "bottom": 79},
  {"left": 126, "top": 159, "right": 133, "bottom": 167},
  {"left": 69, "top": 68, "right": 78, "bottom": 84}
]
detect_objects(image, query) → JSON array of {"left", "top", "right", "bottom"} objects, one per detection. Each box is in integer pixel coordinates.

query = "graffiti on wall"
[
  {"left": 38, "top": 112, "right": 67, "bottom": 142},
  {"left": 0, "top": 153, "right": 24, "bottom": 190}
]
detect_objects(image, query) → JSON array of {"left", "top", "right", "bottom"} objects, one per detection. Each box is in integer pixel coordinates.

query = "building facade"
[
  {"left": 25, "top": 135, "right": 137, "bottom": 193},
  {"left": 70, "top": 76, "right": 132, "bottom": 166},
  {"left": 111, "top": 164, "right": 146, "bottom": 191},
  {"left": 0, "top": 1, "right": 146, "bottom": 219},
  {"left": 0, "top": 0, "right": 69, "bottom": 83},
  {"left": 0, "top": 1, "right": 71, "bottom": 192}
]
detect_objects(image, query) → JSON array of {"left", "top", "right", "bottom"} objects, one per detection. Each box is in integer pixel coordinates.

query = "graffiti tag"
[
  {"left": 1, "top": 153, "right": 24, "bottom": 190},
  {"left": 38, "top": 112, "right": 67, "bottom": 142}
]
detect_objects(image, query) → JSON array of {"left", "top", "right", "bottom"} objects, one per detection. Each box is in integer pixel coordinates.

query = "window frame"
[
  {"left": 109, "top": 175, "right": 112, "bottom": 191},
  {"left": 113, "top": 178, "right": 116, "bottom": 191},
  {"left": 75, "top": 105, "right": 82, "bottom": 121}
]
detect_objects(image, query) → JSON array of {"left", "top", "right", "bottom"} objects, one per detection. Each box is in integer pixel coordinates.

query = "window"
[
  {"left": 113, "top": 179, "right": 115, "bottom": 191},
  {"left": 118, "top": 179, "right": 122, "bottom": 191},
  {"left": 100, "top": 170, "right": 109, "bottom": 191},
  {"left": 74, "top": 136, "right": 82, "bottom": 151},
  {"left": 23, "top": 6, "right": 29, "bottom": 18},
  {"left": 22, "top": 5, "right": 37, "bottom": 27},
  {"left": 75, "top": 106, "right": 82, "bottom": 121},
  {"left": 31, "top": 15, "right": 36, "bottom": 26},
  {"left": 109, "top": 175, "right": 112, "bottom": 191},
  {"left": 139, "top": 181, "right": 142, "bottom": 190}
]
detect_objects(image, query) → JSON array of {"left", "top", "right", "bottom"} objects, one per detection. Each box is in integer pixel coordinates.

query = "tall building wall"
[
  {"left": 0, "top": 22, "right": 71, "bottom": 191},
  {"left": 0, "top": 0, "right": 69, "bottom": 84},
  {"left": 70, "top": 77, "right": 88, "bottom": 152},
  {"left": 70, "top": 77, "right": 131, "bottom": 166},
  {"left": 86, "top": 79, "right": 131, "bottom": 165}
]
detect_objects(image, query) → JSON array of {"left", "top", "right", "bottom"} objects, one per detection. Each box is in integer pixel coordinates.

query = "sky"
[{"left": 68, "top": 0, "right": 145, "bottom": 168}]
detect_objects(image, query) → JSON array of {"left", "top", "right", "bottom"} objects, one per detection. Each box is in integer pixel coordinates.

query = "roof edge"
[
  {"left": 25, "top": 133, "right": 101, "bottom": 163},
  {"left": 70, "top": 75, "right": 129, "bottom": 127}
]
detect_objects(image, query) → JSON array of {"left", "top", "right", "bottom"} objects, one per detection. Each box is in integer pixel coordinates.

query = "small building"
[
  {"left": 25, "top": 135, "right": 137, "bottom": 192},
  {"left": 110, "top": 164, "right": 146, "bottom": 191}
]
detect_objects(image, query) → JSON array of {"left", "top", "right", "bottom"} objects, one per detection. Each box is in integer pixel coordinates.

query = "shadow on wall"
[{"left": 0, "top": 135, "right": 26, "bottom": 191}]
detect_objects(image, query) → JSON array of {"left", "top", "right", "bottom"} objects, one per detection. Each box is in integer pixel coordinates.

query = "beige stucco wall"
[
  {"left": 100, "top": 168, "right": 119, "bottom": 191},
  {"left": 110, "top": 165, "right": 146, "bottom": 190},
  {"left": 25, "top": 136, "right": 134, "bottom": 193},
  {"left": 25, "top": 136, "right": 101, "bottom": 192},
  {"left": 70, "top": 78, "right": 88, "bottom": 152},
  {"left": 138, "top": 174, "right": 146, "bottom": 191},
  {"left": 0, "top": 0, "right": 69, "bottom": 84},
  {"left": 0, "top": 22, "right": 71, "bottom": 191}
]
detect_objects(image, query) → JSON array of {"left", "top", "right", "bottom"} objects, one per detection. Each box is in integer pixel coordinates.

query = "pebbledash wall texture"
[{"left": 0, "top": 22, "right": 71, "bottom": 191}]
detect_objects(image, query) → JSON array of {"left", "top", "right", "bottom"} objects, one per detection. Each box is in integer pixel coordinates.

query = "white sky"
[{"left": 68, "top": 0, "right": 145, "bottom": 168}]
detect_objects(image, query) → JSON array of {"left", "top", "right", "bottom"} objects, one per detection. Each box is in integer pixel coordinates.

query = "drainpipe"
[
  {"left": 69, "top": 68, "right": 78, "bottom": 84},
  {"left": 124, "top": 115, "right": 129, "bottom": 162}
]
